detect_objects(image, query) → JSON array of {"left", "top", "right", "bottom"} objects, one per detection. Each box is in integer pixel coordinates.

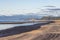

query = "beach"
[{"left": 0, "top": 20, "right": 60, "bottom": 40}]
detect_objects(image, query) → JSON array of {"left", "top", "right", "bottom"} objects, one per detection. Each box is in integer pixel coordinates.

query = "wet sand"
[{"left": 0, "top": 21, "right": 57, "bottom": 40}]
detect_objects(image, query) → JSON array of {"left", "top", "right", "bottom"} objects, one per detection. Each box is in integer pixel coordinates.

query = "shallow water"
[{"left": 0, "top": 23, "right": 37, "bottom": 30}]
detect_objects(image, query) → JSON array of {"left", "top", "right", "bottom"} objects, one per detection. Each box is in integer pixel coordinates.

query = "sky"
[{"left": 0, "top": 0, "right": 60, "bottom": 16}]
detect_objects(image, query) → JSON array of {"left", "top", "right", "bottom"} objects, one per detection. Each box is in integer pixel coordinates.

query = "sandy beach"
[{"left": 0, "top": 20, "right": 60, "bottom": 40}]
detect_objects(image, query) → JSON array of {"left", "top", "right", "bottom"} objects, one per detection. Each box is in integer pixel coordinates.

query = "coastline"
[{"left": 0, "top": 21, "right": 53, "bottom": 37}]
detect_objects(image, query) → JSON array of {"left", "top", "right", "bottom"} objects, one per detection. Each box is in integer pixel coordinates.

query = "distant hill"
[
  {"left": 0, "top": 13, "right": 60, "bottom": 22},
  {"left": 0, "top": 14, "right": 41, "bottom": 22},
  {"left": 40, "top": 16, "right": 60, "bottom": 20}
]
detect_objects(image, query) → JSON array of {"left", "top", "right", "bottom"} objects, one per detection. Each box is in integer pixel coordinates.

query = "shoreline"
[
  {"left": 0, "top": 21, "right": 54, "bottom": 37},
  {"left": 0, "top": 20, "right": 54, "bottom": 24}
]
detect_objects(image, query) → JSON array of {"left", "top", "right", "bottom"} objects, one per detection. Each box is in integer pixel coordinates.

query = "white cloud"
[
  {"left": 0, "top": 8, "right": 60, "bottom": 16},
  {"left": 0, "top": 9, "right": 41, "bottom": 16}
]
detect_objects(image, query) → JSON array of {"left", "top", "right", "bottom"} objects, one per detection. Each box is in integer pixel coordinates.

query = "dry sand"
[{"left": 0, "top": 20, "right": 60, "bottom": 40}]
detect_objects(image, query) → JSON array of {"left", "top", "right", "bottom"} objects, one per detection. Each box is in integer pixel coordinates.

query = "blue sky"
[{"left": 0, "top": 0, "right": 60, "bottom": 15}]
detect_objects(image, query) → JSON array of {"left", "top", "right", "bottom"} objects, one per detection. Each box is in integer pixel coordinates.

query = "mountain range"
[
  {"left": 0, "top": 13, "right": 60, "bottom": 22},
  {"left": 0, "top": 13, "right": 42, "bottom": 22}
]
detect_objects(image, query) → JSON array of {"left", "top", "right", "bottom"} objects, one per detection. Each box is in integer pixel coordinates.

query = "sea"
[{"left": 0, "top": 23, "right": 37, "bottom": 30}]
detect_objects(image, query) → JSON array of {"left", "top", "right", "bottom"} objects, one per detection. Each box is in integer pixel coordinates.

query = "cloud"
[
  {"left": 0, "top": 9, "right": 41, "bottom": 16},
  {"left": 0, "top": 8, "right": 60, "bottom": 16}
]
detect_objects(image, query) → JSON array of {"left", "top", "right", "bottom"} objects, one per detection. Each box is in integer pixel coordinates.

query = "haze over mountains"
[
  {"left": 0, "top": 13, "right": 60, "bottom": 22},
  {"left": 0, "top": 7, "right": 60, "bottom": 22},
  {"left": 0, "top": 13, "right": 42, "bottom": 22}
]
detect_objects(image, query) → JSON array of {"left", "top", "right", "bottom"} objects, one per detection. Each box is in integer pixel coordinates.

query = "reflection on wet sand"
[{"left": 0, "top": 21, "right": 54, "bottom": 37}]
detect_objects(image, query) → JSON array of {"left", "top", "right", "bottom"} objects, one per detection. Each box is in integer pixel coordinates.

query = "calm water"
[{"left": 0, "top": 23, "right": 37, "bottom": 30}]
